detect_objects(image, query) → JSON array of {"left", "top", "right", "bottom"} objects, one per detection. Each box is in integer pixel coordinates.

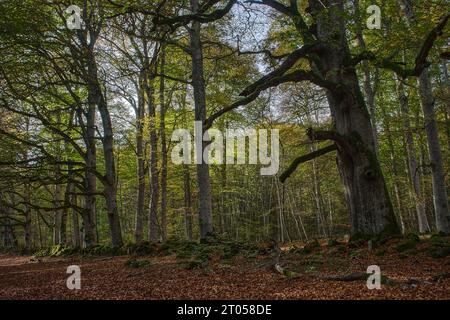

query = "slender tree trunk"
[
  {"left": 379, "top": 92, "right": 406, "bottom": 233},
  {"left": 159, "top": 46, "right": 168, "bottom": 242},
  {"left": 189, "top": 0, "right": 213, "bottom": 239},
  {"left": 396, "top": 76, "right": 430, "bottom": 232},
  {"left": 98, "top": 97, "right": 123, "bottom": 247},
  {"left": 60, "top": 184, "right": 69, "bottom": 245},
  {"left": 0, "top": 192, "right": 5, "bottom": 247},
  {"left": 87, "top": 49, "right": 123, "bottom": 247},
  {"left": 24, "top": 184, "right": 31, "bottom": 251},
  {"left": 83, "top": 103, "right": 97, "bottom": 246},
  {"left": 145, "top": 74, "right": 160, "bottom": 242},
  {"left": 53, "top": 171, "right": 62, "bottom": 245},
  {"left": 310, "top": 142, "right": 326, "bottom": 237},
  {"left": 72, "top": 192, "right": 81, "bottom": 247},
  {"left": 398, "top": 0, "right": 449, "bottom": 233},
  {"left": 22, "top": 142, "right": 32, "bottom": 251},
  {"left": 418, "top": 70, "right": 450, "bottom": 233},
  {"left": 135, "top": 81, "right": 146, "bottom": 243},
  {"left": 184, "top": 165, "right": 193, "bottom": 241},
  {"left": 441, "top": 62, "right": 450, "bottom": 153}
]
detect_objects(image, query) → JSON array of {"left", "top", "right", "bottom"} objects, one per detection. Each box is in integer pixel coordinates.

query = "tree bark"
[
  {"left": 353, "top": 0, "right": 379, "bottom": 154},
  {"left": 135, "top": 79, "right": 146, "bottom": 243},
  {"left": 71, "top": 192, "right": 81, "bottom": 247},
  {"left": 441, "top": 62, "right": 450, "bottom": 153},
  {"left": 380, "top": 93, "right": 406, "bottom": 233},
  {"left": 86, "top": 48, "right": 123, "bottom": 247},
  {"left": 53, "top": 170, "right": 62, "bottom": 245},
  {"left": 24, "top": 183, "right": 32, "bottom": 251},
  {"left": 398, "top": 0, "right": 449, "bottom": 234},
  {"left": 184, "top": 165, "right": 193, "bottom": 241},
  {"left": 395, "top": 76, "right": 430, "bottom": 233},
  {"left": 83, "top": 102, "right": 97, "bottom": 247},
  {"left": 190, "top": 0, "right": 213, "bottom": 239},
  {"left": 308, "top": 0, "right": 399, "bottom": 237},
  {"left": 159, "top": 45, "right": 168, "bottom": 242},
  {"left": 60, "top": 184, "right": 68, "bottom": 245},
  {"left": 146, "top": 74, "right": 160, "bottom": 243},
  {"left": 418, "top": 69, "right": 450, "bottom": 233}
]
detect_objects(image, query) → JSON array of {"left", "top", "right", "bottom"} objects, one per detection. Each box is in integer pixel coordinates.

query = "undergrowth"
[{"left": 28, "top": 234, "right": 450, "bottom": 263}]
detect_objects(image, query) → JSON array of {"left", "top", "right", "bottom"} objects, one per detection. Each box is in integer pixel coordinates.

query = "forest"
[{"left": 0, "top": 0, "right": 449, "bottom": 301}]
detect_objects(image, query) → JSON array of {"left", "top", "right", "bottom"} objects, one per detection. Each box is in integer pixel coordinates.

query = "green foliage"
[
  {"left": 0, "top": 0, "right": 448, "bottom": 253},
  {"left": 327, "top": 239, "right": 339, "bottom": 247},
  {"left": 123, "top": 241, "right": 158, "bottom": 256},
  {"left": 34, "top": 244, "right": 118, "bottom": 257},
  {"left": 44, "top": 245, "right": 77, "bottom": 257},
  {"left": 124, "top": 258, "right": 152, "bottom": 268},
  {"left": 396, "top": 234, "right": 420, "bottom": 253},
  {"left": 427, "top": 235, "right": 450, "bottom": 259},
  {"left": 179, "top": 259, "right": 209, "bottom": 270}
]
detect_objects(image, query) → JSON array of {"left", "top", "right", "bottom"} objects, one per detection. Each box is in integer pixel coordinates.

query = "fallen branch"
[
  {"left": 322, "top": 272, "right": 368, "bottom": 282},
  {"left": 321, "top": 272, "right": 445, "bottom": 287}
]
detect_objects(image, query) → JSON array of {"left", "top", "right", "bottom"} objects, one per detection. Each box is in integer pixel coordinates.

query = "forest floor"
[{"left": 0, "top": 235, "right": 449, "bottom": 300}]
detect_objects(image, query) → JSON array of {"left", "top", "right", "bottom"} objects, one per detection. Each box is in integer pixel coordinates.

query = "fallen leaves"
[{"left": 0, "top": 237, "right": 449, "bottom": 300}]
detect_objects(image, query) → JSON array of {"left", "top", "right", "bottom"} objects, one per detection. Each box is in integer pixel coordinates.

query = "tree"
[{"left": 397, "top": 0, "right": 449, "bottom": 234}]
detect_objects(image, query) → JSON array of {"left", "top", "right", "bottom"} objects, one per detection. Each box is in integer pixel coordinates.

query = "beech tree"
[
  {"left": 204, "top": 0, "right": 447, "bottom": 237},
  {"left": 0, "top": 0, "right": 448, "bottom": 250}
]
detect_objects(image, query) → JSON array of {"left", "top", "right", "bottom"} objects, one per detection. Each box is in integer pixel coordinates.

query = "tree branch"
[
  {"left": 239, "top": 43, "right": 321, "bottom": 96},
  {"left": 279, "top": 144, "right": 337, "bottom": 183},
  {"left": 352, "top": 12, "right": 450, "bottom": 78}
]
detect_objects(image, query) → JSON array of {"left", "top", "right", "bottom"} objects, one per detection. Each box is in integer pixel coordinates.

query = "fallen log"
[{"left": 322, "top": 272, "right": 368, "bottom": 282}]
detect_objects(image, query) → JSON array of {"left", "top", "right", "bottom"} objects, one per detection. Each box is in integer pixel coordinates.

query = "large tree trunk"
[
  {"left": 308, "top": 0, "right": 399, "bottom": 237},
  {"left": 398, "top": 0, "right": 449, "bottom": 234},
  {"left": 190, "top": 0, "right": 213, "bottom": 239},
  {"left": 396, "top": 76, "right": 430, "bottom": 233}
]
